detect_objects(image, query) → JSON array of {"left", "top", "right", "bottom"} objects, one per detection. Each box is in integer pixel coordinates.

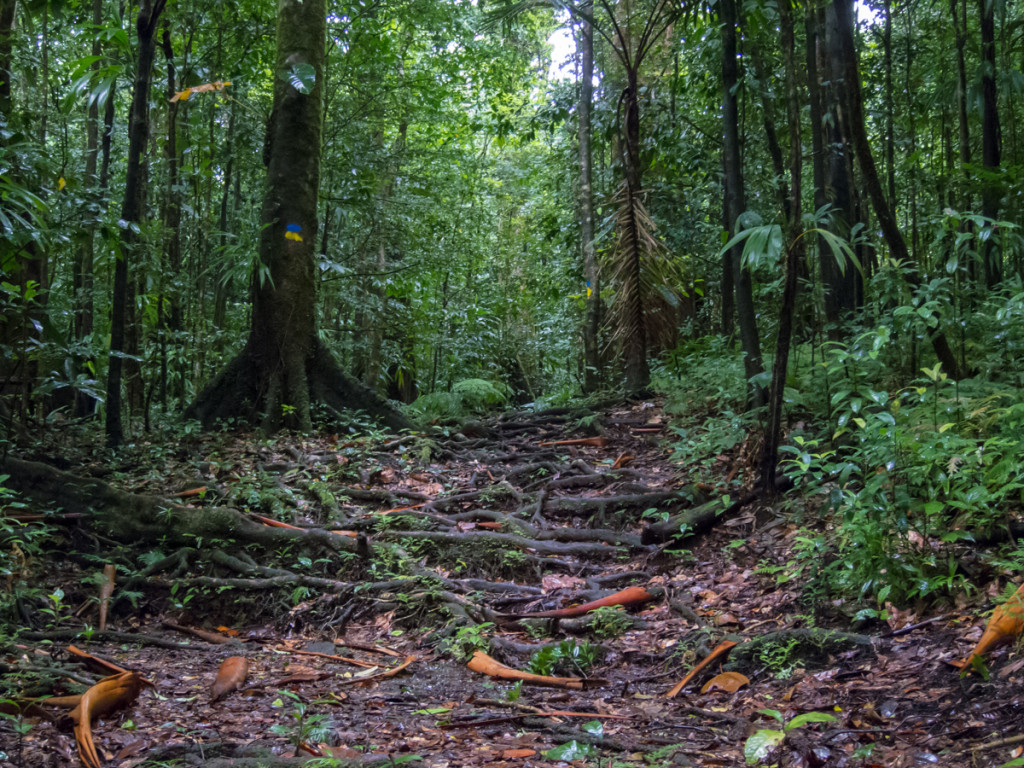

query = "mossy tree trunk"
[{"left": 185, "top": 0, "right": 410, "bottom": 433}]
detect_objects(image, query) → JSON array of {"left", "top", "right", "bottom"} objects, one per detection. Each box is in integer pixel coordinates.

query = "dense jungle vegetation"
[{"left": 2, "top": 0, "right": 1024, "bottom": 763}]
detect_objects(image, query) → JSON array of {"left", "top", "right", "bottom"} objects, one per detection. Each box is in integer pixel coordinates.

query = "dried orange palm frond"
[{"left": 70, "top": 672, "right": 144, "bottom": 768}]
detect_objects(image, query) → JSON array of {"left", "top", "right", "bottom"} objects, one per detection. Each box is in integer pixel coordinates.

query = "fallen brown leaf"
[{"left": 700, "top": 671, "right": 750, "bottom": 694}]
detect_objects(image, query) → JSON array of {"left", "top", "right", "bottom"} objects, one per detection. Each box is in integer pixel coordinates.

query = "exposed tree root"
[
  {"left": 727, "top": 628, "right": 876, "bottom": 672},
  {"left": 641, "top": 477, "right": 794, "bottom": 544},
  {"left": 184, "top": 338, "right": 412, "bottom": 432},
  {"left": 376, "top": 529, "right": 625, "bottom": 557},
  {"left": 0, "top": 457, "right": 362, "bottom": 555}
]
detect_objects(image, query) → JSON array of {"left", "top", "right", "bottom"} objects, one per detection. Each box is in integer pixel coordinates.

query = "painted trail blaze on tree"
[{"left": 185, "top": 0, "right": 410, "bottom": 433}]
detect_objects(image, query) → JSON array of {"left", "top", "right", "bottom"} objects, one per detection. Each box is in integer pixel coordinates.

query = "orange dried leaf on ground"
[
  {"left": 502, "top": 749, "right": 537, "bottom": 759},
  {"left": 210, "top": 656, "right": 249, "bottom": 701},
  {"left": 611, "top": 453, "right": 634, "bottom": 469},
  {"left": 467, "top": 651, "right": 604, "bottom": 690},
  {"left": 952, "top": 582, "right": 1024, "bottom": 671},
  {"left": 665, "top": 640, "right": 739, "bottom": 698},
  {"left": 70, "top": 672, "right": 144, "bottom": 768},
  {"left": 700, "top": 671, "right": 750, "bottom": 694},
  {"left": 168, "top": 486, "right": 207, "bottom": 498},
  {"left": 499, "top": 586, "right": 657, "bottom": 620}
]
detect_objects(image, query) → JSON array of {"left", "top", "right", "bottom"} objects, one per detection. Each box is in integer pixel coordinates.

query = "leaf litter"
[{"left": 1, "top": 400, "right": 1022, "bottom": 767}]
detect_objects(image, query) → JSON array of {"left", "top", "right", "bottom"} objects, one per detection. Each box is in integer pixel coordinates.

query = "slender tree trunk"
[
  {"left": 833, "top": 0, "right": 966, "bottom": 380},
  {"left": 158, "top": 24, "right": 182, "bottom": 406},
  {"left": 721, "top": 0, "right": 763, "bottom": 406},
  {"left": 0, "top": 0, "right": 14, "bottom": 116},
  {"left": 106, "top": 0, "right": 166, "bottom": 447},
  {"left": 883, "top": 0, "right": 895, "bottom": 205},
  {"left": 762, "top": 0, "right": 804, "bottom": 493},
  {"left": 213, "top": 105, "right": 236, "bottom": 331},
  {"left": 578, "top": 16, "right": 602, "bottom": 393},
  {"left": 70, "top": 0, "right": 103, "bottom": 417},
  {"left": 749, "top": 42, "right": 790, "bottom": 221},
  {"left": 980, "top": 0, "right": 1002, "bottom": 286}
]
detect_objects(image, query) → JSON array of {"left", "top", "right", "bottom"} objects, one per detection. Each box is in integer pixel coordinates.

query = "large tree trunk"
[
  {"left": 833, "top": 0, "right": 967, "bottom": 380},
  {"left": 184, "top": 0, "right": 410, "bottom": 433},
  {"left": 721, "top": 0, "right": 764, "bottom": 407},
  {"left": 106, "top": 0, "right": 165, "bottom": 447},
  {"left": 819, "top": 0, "right": 862, "bottom": 328}
]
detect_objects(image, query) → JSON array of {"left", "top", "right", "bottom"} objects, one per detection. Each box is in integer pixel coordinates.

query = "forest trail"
[{"left": 2, "top": 401, "right": 1020, "bottom": 768}]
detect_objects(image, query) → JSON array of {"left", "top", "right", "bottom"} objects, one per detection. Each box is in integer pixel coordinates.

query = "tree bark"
[
  {"left": 184, "top": 0, "right": 411, "bottom": 433},
  {"left": 106, "top": 0, "right": 165, "bottom": 447}
]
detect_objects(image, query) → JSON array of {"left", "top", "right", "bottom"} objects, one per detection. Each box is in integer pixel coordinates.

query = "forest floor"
[{"left": 1, "top": 399, "right": 1022, "bottom": 768}]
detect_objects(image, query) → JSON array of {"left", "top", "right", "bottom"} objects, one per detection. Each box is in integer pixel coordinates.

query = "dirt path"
[{"left": 2, "top": 402, "right": 1020, "bottom": 767}]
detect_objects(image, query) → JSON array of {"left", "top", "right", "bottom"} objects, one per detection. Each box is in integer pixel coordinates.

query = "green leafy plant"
[
  {"left": 442, "top": 622, "right": 494, "bottom": 660},
  {"left": 0, "top": 699, "right": 34, "bottom": 764},
  {"left": 589, "top": 605, "right": 633, "bottom": 639},
  {"left": 270, "top": 690, "right": 331, "bottom": 751},
  {"left": 744, "top": 709, "right": 838, "bottom": 765},
  {"left": 528, "top": 639, "right": 599, "bottom": 676},
  {"left": 753, "top": 637, "right": 803, "bottom": 681}
]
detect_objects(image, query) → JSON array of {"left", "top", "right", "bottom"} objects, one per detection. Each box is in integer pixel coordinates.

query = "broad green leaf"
[
  {"left": 744, "top": 729, "right": 785, "bottom": 764},
  {"left": 786, "top": 711, "right": 838, "bottom": 730},
  {"left": 545, "top": 740, "right": 595, "bottom": 760},
  {"left": 279, "top": 62, "right": 316, "bottom": 93}
]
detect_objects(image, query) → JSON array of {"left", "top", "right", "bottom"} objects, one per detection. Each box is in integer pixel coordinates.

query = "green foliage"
[
  {"left": 410, "top": 378, "right": 510, "bottom": 421},
  {"left": 270, "top": 690, "right": 331, "bottom": 750},
  {"left": 744, "top": 710, "right": 838, "bottom": 765},
  {"left": 588, "top": 605, "right": 633, "bottom": 639},
  {"left": 0, "top": 479, "right": 57, "bottom": 625},
  {"left": 527, "top": 639, "right": 599, "bottom": 676},
  {"left": 442, "top": 622, "right": 495, "bottom": 660}
]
